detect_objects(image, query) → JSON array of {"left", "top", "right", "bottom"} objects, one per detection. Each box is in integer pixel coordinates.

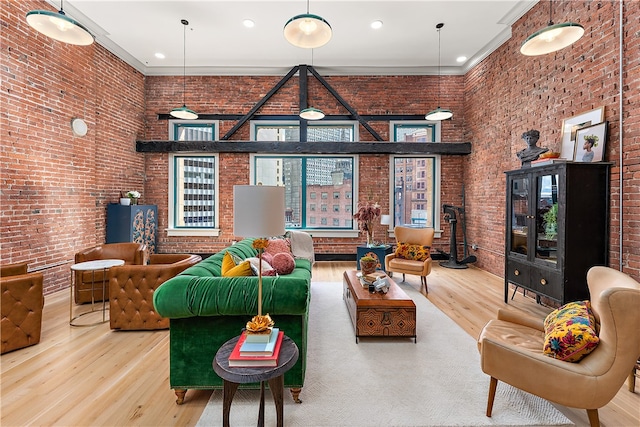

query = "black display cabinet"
[{"left": 504, "top": 162, "right": 610, "bottom": 305}]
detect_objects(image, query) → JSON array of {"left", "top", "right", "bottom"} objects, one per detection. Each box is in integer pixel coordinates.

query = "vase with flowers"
[
  {"left": 353, "top": 201, "right": 381, "bottom": 247},
  {"left": 126, "top": 191, "right": 140, "bottom": 205}
]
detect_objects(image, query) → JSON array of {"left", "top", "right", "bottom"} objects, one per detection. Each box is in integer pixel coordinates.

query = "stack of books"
[{"left": 228, "top": 327, "right": 284, "bottom": 367}]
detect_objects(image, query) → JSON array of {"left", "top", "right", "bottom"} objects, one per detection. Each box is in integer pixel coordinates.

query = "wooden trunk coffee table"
[{"left": 343, "top": 270, "right": 416, "bottom": 343}]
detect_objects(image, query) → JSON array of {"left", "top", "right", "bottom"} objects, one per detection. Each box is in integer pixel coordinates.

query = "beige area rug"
[{"left": 196, "top": 281, "right": 573, "bottom": 427}]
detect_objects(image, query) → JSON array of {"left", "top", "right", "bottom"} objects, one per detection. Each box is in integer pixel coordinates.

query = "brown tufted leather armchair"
[
  {"left": 74, "top": 243, "right": 147, "bottom": 304},
  {"left": 1, "top": 262, "right": 44, "bottom": 354},
  {"left": 385, "top": 226, "right": 434, "bottom": 291},
  {"left": 108, "top": 253, "right": 201, "bottom": 330},
  {"left": 478, "top": 266, "right": 640, "bottom": 427}
]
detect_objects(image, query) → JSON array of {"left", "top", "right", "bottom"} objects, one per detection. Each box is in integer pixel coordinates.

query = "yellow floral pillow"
[
  {"left": 543, "top": 300, "right": 600, "bottom": 362},
  {"left": 395, "top": 242, "right": 431, "bottom": 261},
  {"left": 221, "top": 252, "right": 253, "bottom": 277}
]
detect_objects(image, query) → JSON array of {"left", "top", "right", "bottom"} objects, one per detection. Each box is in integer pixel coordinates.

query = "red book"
[{"left": 228, "top": 331, "right": 284, "bottom": 367}]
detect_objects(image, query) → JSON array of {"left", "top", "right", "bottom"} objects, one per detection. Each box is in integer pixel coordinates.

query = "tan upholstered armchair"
[
  {"left": 74, "top": 243, "right": 147, "bottom": 304},
  {"left": 108, "top": 253, "right": 201, "bottom": 330},
  {"left": 1, "top": 262, "right": 44, "bottom": 354},
  {"left": 384, "top": 226, "right": 434, "bottom": 291},
  {"left": 478, "top": 266, "right": 640, "bottom": 427}
]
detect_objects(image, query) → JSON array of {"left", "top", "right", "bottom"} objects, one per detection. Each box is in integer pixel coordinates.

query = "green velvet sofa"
[{"left": 153, "top": 237, "right": 312, "bottom": 405}]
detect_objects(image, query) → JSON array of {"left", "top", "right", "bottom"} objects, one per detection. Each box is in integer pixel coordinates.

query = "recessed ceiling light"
[
  {"left": 456, "top": 56, "right": 467, "bottom": 63},
  {"left": 243, "top": 19, "right": 255, "bottom": 28},
  {"left": 155, "top": 52, "right": 165, "bottom": 59},
  {"left": 371, "top": 20, "right": 383, "bottom": 30}
]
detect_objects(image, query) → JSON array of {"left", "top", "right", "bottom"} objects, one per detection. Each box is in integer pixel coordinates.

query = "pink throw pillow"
[
  {"left": 271, "top": 252, "right": 295, "bottom": 275},
  {"left": 262, "top": 252, "right": 274, "bottom": 266},
  {"left": 265, "top": 238, "right": 291, "bottom": 257}
]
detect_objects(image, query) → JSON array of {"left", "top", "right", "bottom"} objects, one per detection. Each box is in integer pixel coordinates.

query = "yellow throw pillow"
[
  {"left": 222, "top": 260, "right": 253, "bottom": 277},
  {"left": 395, "top": 242, "right": 431, "bottom": 261},
  {"left": 221, "top": 251, "right": 237, "bottom": 275},
  {"left": 543, "top": 300, "right": 600, "bottom": 362}
]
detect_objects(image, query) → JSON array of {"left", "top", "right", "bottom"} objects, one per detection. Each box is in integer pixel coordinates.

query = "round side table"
[
  {"left": 70, "top": 259, "right": 124, "bottom": 326},
  {"left": 213, "top": 334, "right": 299, "bottom": 427}
]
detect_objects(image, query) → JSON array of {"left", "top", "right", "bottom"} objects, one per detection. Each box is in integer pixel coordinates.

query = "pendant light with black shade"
[
  {"left": 520, "top": 0, "right": 584, "bottom": 56},
  {"left": 170, "top": 19, "right": 198, "bottom": 120},
  {"left": 26, "top": 0, "right": 94, "bottom": 46},
  {"left": 425, "top": 23, "right": 453, "bottom": 122},
  {"left": 284, "top": 0, "right": 332, "bottom": 49}
]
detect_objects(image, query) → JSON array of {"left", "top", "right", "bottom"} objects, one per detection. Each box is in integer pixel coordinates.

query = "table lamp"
[
  {"left": 233, "top": 185, "right": 285, "bottom": 332},
  {"left": 380, "top": 214, "right": 391, "bottom": 245}
]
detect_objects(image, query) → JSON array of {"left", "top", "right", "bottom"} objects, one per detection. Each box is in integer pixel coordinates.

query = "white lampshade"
[
  {"left": 26, "top": 9, "right": 94, "bottom": 46},
  {"left": 520, "top": 22, "right": 585, "bottom": 56},
  {"left": 380, "top": 215, "right": 391, "bottom": 226},
  {"left": 233, "top": 186, "right": 286, "bottom": 238},
  {"left": 299, "top": 107, "right": 325, "bottom": 120},
  {"left": 284, "top": 13, "right": 332, "bottom": 48}
]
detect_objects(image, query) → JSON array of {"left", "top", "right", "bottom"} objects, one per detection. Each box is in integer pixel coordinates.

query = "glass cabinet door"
[
  {"left": 535, "top": 173, "right": 559, "bottom": 263},
  {"left": 510, "top": 177, "right": 529, "bottom": 255}
]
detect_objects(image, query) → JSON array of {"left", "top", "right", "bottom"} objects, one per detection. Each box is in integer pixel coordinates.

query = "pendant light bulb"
[
  {"left": 300, "top": 107, "right": 325, "bottom": 120},
  {"left": 170, "top": 19, "right": 198, "bottom": 120},
  {"left": 426, "top": 23, "right": 452, "bottom": 122},
  {"left": 284, "top": 0, "right": 332, "bottom": 48},
  {"left": 26, "top": 1, "right": 94, "bottom": 45},
  {"left": 520, "top": 1, "right": 584, "bottom": 56}
]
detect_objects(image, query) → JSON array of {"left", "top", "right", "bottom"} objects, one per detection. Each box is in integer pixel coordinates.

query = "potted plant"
[
  {"left": 359, "top": 255, "right": 378, "bottom": 275},
  {"left": 126, "top": 191, "right": 141, "bottom": 205},
  {"left": 542, "top": 203, "right": 558, "bottom": 240}
]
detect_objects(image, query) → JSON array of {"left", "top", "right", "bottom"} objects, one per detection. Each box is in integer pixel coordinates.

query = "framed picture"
[
  {"left": 574, "top": 121, "right": 608, "bottom": 162},
  {"left": 559, "top": 107, "right": 605, "bottom": 160}
]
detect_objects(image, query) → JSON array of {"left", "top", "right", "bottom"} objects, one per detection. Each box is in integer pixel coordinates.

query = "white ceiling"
[{"left": 50, "top": 0, "right": 539, "bottom": 76}]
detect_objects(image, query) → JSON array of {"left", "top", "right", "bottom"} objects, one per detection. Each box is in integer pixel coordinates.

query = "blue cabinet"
[
  {"left": 356, "top": 245, "right": 393, "bottom": 273},
  {"left": 106, "top": 204, "right": 157, "bottom": 254}
]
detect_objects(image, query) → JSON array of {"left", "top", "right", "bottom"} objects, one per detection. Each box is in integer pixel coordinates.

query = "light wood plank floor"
[{"left": 1, "top": 262, "right": 638, "bottom": 426}]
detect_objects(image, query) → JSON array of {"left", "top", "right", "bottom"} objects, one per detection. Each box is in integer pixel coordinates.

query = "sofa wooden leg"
[
  {"left": 290, "top": 387, "right": 302, "bottom": 403},
  {"left": 586, "top": 409, "right": 600, "bottom": 427},
  {"left": 486, "top": 377, "right": 497, "bottom": 417},
  {"left": 174, "top": 389, "right": 187, "bottom": 405}
]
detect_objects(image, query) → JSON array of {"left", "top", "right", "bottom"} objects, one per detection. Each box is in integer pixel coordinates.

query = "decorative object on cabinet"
[
  {"left": 575, "top": 122, "right": 608, "bottom": 163},
  {"left": 504, "top": 162, "right": 610, "bottom": 305},
  {"left": 559, "top": 107, "right": 604, "bottom": 161},
  {"left": 353, "top": 201, "right": 381, "bottom": 247},
  {"left": 516, "top": 129, "right": 548, "bottom": 167},
  {"left": 125, "top": 190, "right": 140, "bottom": 205},
  {"left": 106, "top": 204, "right": 157, "bottom": 254}
]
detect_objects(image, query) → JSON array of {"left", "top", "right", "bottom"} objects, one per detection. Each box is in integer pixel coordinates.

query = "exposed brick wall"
[
  {"left": 463, "top": 0, "right": 639, "bottom": 280},
  {"left": 2, "top": 1, "right": 638, "bottom": 296},
  {"left": 143, "top": 73, "right": 466, "bottom": 257},
  {"left": 1, "top": 1, "right": 146, "bottom": 293}
]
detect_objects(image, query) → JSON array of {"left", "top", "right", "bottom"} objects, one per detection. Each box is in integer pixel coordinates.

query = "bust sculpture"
[{"left": 517, "top": 129, "right": 548, "bottom": 167}]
